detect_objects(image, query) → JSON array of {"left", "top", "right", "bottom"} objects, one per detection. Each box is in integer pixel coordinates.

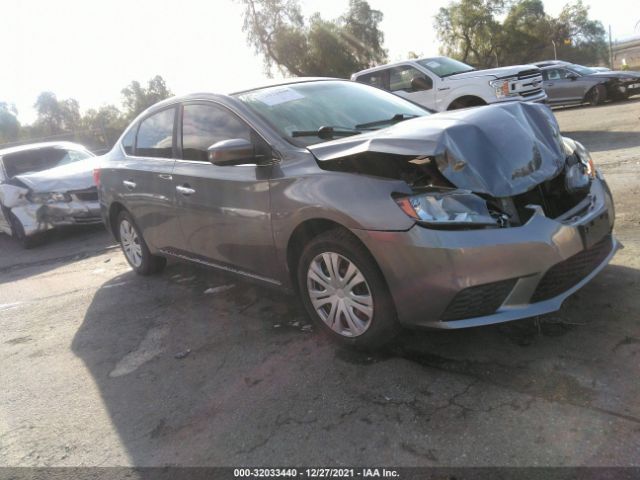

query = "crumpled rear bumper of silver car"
[
  {"left": 354, "top": 177, "right": 620, "bottom": 329},
  {"left": 10, "top": 200, "right": 102, "bottom": 236}
]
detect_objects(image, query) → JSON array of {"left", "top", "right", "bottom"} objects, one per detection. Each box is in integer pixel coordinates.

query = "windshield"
[
  {"left": 567, "top": 64, "right": 596, "bottom": 76},
  {"left": 417, "top": 57, "right": 475, "bottom": 77},
  {"left": 2, "top": 147, "right": 93, "bottom": 178},
  {"left": 235, "top": 80, "right": 428, "bottom": 146}
]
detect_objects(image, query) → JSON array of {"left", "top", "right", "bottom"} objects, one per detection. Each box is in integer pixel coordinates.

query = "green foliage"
[
  {"left": 240, "top": 0, "right": 387, "bottom": 78},
  {"left": 0, "top": 102, "right": 20, "bottom": 144},
  {"left": 1, "top": 75, "right": 172, "bottom": 151},
  {"left": 121, "top": 75, "right": 173, "bottom": 122},
  {"left": 436, "top": 0, "right": 608, "bottom": 67}
]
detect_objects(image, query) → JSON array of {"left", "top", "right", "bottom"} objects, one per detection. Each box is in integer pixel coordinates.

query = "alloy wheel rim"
[
  {"left": 306, "top": 252, "right": 374, "bottom": 337},
  {"left": 119, "top": 219, "right": 143, "bottom": 268}
]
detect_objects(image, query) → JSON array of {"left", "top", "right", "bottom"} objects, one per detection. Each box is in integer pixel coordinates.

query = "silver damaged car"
[
  {"left": 0, "top": 141, "right": 102, "bottom": 248},
  {"left": 97, "top": 79, "right": 619, "bottom": 348}
]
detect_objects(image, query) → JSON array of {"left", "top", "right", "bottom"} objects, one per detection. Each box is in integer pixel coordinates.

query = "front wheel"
[
  {"left": 8, "top": 211, "right": 45, "bottom": 249},
  {"left": 117, "top": 211, "right": 166, "bottom": 275},
  {"left": 297, "top": 228, "right": 400, "bottom": 349},
  {"left": 586, "top": 85, "right": 605, "bottom": 106}
]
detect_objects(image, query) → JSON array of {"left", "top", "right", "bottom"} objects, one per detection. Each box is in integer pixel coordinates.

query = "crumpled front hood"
[
  {"left": 308, "top": 102, "right": 566, "bottom": 197},
  {"left": 15, "top": 157, "right": 100, "bottom": 193}
]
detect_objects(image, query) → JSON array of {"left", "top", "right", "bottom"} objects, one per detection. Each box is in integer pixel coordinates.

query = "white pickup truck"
[{"left": 351, "top": 56, "right": 547, "bottom": 111}]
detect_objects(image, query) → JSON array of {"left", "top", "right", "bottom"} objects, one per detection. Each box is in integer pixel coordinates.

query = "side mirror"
[
  {"left": 567, "top": 73, "right": 579, "bottom": 81},
  {"left": 207, "top": 138, "right": 256, "bottom": 166},
  {"left": 411, "top": 76, "right": 432, "bottom": 91}
]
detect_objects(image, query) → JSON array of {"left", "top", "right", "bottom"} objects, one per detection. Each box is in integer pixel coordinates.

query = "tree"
[
  {"left": 32, "top": 92, "right": 81, "bottom": 136},
  {"left": 0, "top": 102, "right": 20, "bottom": 143},
  {"left": 435, "top": 0, "right": 607, "bottom": 67},
  {"left": 121, "top": 75, "right": 173, "bottom": 121},
  {"left": 240, "top": 0, "right": 387, "bottom": 77},
  {"left": 435, "top": 0, "right": 505, "bottom": 68}
]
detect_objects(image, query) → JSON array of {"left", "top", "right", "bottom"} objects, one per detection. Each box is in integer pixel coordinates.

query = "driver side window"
[
  {"left": 389, "top": 66, "right": 433, "bottom": 93},
  {"left": 181, "top": 104, "right": 253, "bottom": 162}
]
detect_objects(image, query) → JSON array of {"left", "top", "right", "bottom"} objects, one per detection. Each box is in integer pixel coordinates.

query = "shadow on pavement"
[
  {"left": 71, "top": 257, "right": 640, "bottom": 465},
  {"left": 0, "top": 225, "right": 115, "bottom": 285}
]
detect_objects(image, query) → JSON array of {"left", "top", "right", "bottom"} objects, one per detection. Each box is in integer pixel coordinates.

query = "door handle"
[
  {"left": 176, "top": 185, "right": 196, "bottom": 196},
  {"left": 547, "top": 82, "right": 554, "bottom": 86},
  {"left": 158, "top": 174, "right": 173, "bottom": 180},
  {"left": 123, "top": 180, "right": 136, "bottom": 190}
]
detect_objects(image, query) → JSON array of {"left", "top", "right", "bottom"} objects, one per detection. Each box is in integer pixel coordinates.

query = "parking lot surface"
[{"left": 1, "top": 100, "right": 640, "bottom": 467}]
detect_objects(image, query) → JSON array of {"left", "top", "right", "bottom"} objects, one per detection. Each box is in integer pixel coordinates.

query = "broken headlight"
[
  {"left": 28, "top": 192, "right": 72, "bottom": 204},
  {"left": 562, "top": 137, "right": 596, "bottom": 194},
  {"left": 394, "top": 189, "right": 500, "bottom": 227},
  {"left": 562, "top": 137, "right": 596, "bottom": 178}
]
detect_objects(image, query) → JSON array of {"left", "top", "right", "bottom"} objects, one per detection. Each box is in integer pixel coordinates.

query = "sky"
[{"left": 1, "top": 0, "right": 638, "bottom": 124}]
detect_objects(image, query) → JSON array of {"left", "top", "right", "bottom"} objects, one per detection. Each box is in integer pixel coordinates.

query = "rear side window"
[
  {"left": 121, "top": 126, "right": 136, "bottom": 155},
  {"left": 136, "top": 108, "right": 175, "bottom": 158},
  {"left": 181, "top": 104, "right": 252, "bottom": 162},
  {"left": 356, "top": 71, "right": 388, "bottom": 90}
]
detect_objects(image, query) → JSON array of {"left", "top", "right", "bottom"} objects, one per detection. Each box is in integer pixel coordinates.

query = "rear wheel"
[
  {"left": 297, "top": 228, "right": 399, "bottom": 349},
  {"left": 117, "top": 210, "right": 166, "bottom": 275}
]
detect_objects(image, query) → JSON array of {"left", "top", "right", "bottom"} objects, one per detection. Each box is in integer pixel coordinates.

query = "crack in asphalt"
[{"left": 390, "top": 348, "right": 640, "bottom": 426}]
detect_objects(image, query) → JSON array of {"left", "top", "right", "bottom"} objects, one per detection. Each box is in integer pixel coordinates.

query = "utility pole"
[
  {"left": 552, "top": 40, "right": 557, "bottom": 60},
  {"left": 609, "top": 25, "right": 614, "bottom": 69}
]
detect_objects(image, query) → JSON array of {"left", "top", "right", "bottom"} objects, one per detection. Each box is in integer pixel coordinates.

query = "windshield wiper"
[
  {"left": 291, "top": 125, "right": 361, "bottom": 140},
  {"left": 440, "top": 68, "right": 476, "bottom": 78},
  {"left": 355, "top": 113, "right": 420, "bottom": 130}
]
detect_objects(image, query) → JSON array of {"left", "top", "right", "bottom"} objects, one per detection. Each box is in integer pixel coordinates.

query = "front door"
[
  {"left": 171, "top": 102, "right": 278, "bottom": 283},
  {"left": 389, "top": 65, "right": 436, "bottom": 110}
]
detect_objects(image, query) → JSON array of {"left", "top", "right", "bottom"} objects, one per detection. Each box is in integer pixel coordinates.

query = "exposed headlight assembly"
[
  {"left": 28, "top": 192, "right": 72, "bottom": 204},
  {"left": 562, "top": 137, "right": 596, "bottom": 194},
  {"left": 395, "top": 189, "right": 501, "bottom": 227}
]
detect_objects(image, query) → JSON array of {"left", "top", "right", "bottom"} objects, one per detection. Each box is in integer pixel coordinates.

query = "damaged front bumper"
[
  {"left": 353, "top": 176, "right": 619, "bottom": 329},
  {"left": 10, "top": 199, "right": 102, "bottom": 237}
]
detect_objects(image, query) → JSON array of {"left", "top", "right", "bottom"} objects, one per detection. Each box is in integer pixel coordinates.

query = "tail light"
[{"left": 93, "top": 168, "right": 101, "bottom": 186}]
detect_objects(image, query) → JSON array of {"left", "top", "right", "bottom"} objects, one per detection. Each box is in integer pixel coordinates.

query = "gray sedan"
[
  {"left": 97, "top": 79, "right": 618, "bottom": 348},
  {"left": 538, "top": 61, "right": 640, "bottom": 106}
]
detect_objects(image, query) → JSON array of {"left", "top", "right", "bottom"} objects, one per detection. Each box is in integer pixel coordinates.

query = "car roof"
[
  {"left": 352, "top": 57, "right": 444, "bottom": 76},
  {"left": 534, "top": 60, "right": 571, "bottom": 68},
  {"left": 139, "top": 77, "right": 344, "bottom": 115},
  {"left": 0, "top": 141, "right": 89, "bottom": 157}
]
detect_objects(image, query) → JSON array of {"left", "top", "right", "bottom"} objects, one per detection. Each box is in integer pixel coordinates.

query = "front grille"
[
  {"left": 71, "top": 188, "right": 98, "bottom": 201},
  {"left": 531, "top": 235, "right": 613, "bottom": 302},
  {"left": 441, "top": 278, "right": 517, "bottom": 321},
  {"left": 72, "top": 215, "right": 102, "bottom": 224},
  {"left": 520, "top": 88, "right": 543, "bottom": 97},
  {"left": 518, "top": 69, "right": 541, "bottom": 80}
]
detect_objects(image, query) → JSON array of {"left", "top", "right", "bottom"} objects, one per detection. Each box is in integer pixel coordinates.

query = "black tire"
[
  {"left": 586, "top": 85, "right": 605, "bottom": 106},
  {"left": 296, "top": 228, "right": 400, "bottom": 349},
  {"left": 7, "top": 211, "right": 45, "bottom": 249},
  {"left": 116, "top": 210, "right": 166, "bottom": 275}
]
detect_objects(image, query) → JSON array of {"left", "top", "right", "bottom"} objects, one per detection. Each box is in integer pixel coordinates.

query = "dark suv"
[{"left": 97, "top": 79, "right": 618, "bottom": 348}]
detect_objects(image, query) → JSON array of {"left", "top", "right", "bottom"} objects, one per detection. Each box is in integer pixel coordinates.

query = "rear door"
[
  {"left": 119, "top": 106, "right": 182, "bottom": 250},
  {"left": 171, "top": 102, "right": 278, "bottom": 283}
]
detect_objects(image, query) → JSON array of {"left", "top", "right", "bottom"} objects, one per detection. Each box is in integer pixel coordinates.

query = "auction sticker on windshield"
[{"left": 254, "top": 87, "right": 305, "bottom": 106}]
